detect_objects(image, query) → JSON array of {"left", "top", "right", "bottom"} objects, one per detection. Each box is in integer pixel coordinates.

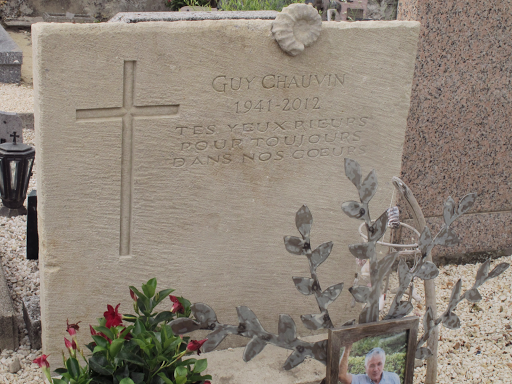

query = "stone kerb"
[{"left": 33, "top": 19, "right": 420, "bottom": 367}]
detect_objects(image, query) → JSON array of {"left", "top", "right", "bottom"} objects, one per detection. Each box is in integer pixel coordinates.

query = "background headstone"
[
  {"left": 0, "top": 111, "right": 24, "bottom": 144},
  {"left": 0, "top": 25, "right": 22, "bottom": 84},
  {"left": 397, "top": 0, "right": 512, "bottom": 263},
  {"left": 33, "top": 19, "right": 420, "bottom": 366}
]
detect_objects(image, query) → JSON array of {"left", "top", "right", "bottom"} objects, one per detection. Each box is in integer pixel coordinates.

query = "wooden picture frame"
[{"left": 326, "top": 317, "right": 419, "bottom": 384}]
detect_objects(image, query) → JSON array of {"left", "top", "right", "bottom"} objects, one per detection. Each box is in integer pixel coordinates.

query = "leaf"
[
  {"left": 94, "top": 326, "right": 115, "bottom": 341},
  {"left": 157, "top": 373, "right": 174, "bottom": 384},
  {"left": 278, "top": 314, "right": 296, "bottom": 344},
  {"left": 193, "top": 359, "right": 208, "bottom": 373},
  {"left": 344, "top": 158, "right": 362, "bottom": 189},
  {"left": 373, "top": 252, "right": 398, "bottom": 285},
  {"left": 283, "top": 349, "right": 307, "bottom": 370},
  {"left": 389, "top": 301, "right": 414, "bottom": 319},
  {"left": 312, "top": 339, "right": 328, "bottom": 364},
  {"left": 116, "top": 349, "right": 145, "bottom": 366},
  {"left": 310, "top": 242, "right": 333, "bottom": 269},
  {"left": 295, "top": 205, "right": 313, "bottom": 239},
  {"left": 92, "top": 335, "right": 109, "bottom": 348},
  {"left": 341, "top": 201, "right": 367, "bottom": 220},
  {"left": 243, "top": 337, "right": 267, "bottom": 362},
  {"left": 423, "top": 306, "right": 434, "bottom": 331},
  {"left": 292, "top": 277, "right": 315, "bottom": 295},
  {"left": 283, "top": 236, "right": 305, "bottom": 255},
  {"left": 349, "top": 286, "right": 370, "bottom": 303},
  {"left": 415, "top": 347, "right": 433, "bottom": 360},
  {"left": 237, "top": 306, "right": 264, "bottom": 335},
  {"left": 154, "top": 288, "right": 175, "bottom": 306},
  {"left": 397, "top": 258, "right": 411, "bottom": 288},
  {"left": 175, "top": 366, "right": 187, "bottom": 377},
  {"left": 317, "top": 283, "right": 344, "bottom": 308},
  {"left": 348, "top": 242, "right": 375, "bottom": 260},
  {"left": 367, "top": 210, "right": 388, "bottom": 242},
  {"left": 473, "top": 259, "right": 491, "bottom": 287},
  {"left": 435, "top": 227, "right": 459, "bottom": 247},
  {"left": 176, "top": 376, "right": 187, "bottom": 384},
  {"left": 359, "top": 169, "right": 378, "bottom": 203},
  {"left": 192, "top": 302, "right": 218, "bottom": 326},
  {"left": 89, "top": 355, "right": 114, "bottom": 375},
  {"left": 65, "top": 357, "right": 80, "bottom": 379},
  {"left": 169, "top": 317, "right": 200, "bottom": 334},
  {"left": 119, "top": 379, "right": 136, "bottom": 384},
  {"left": 457, "top": 193, "right": 477, "bottom": 216},
  {"left": 202, "top": 326, "right": 230, "bottom": 352},
  {"left": 487, "top": 263, "right": 510, "bottom": 280},
  {"left": 443, "top": 196, "right": 457, "bottom": 227},
  {"left": 416, "top": 261, "right": 439, "bottom": 280},
  {"left": 128, "top": 286, "right": 147, "bottom": 300},
  {"left": 465, "top": 288, "right": 482, "bottom": 303},
  {"left": 109, "top": 338, "right": 125, "bottom": 358},
  {"left": 447, "top": 279, "right": 462, "bottom": 312},
  {"left": 418, "top": 227, "right": 433, "bottom": 257},
  {"left": 442, "top": 311, "right": 461, "bottom": 329},
  {"left": 301, "top": 313, "right": 329, "bottom": 330},
  {"left": 51, "top": 379, "right": 69, "bottom": 384},
  {"left": 142, "top": 278, "right": 157, "bottom": 298},
  {"left": 153, "top": 311, "right": 174, "bottom": 325}
]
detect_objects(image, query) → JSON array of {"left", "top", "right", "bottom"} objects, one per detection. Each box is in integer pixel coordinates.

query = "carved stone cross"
[{"left": 76, "top": 60, "right": 179, "bottom": 256}]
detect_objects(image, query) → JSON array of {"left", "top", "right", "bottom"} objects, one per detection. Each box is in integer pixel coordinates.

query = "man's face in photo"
[{"left": 366, "top": 355, "right": 384, "bottom": 382}]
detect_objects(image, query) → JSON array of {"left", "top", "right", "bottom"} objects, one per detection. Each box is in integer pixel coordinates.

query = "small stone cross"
[{"left": 10, "top": 131, "right": 19, "bottom": 144}]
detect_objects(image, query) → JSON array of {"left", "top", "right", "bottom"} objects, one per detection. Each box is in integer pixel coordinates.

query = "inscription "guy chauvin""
[{"left": 212, "top": 73, "right": 345, "bottom": 93}]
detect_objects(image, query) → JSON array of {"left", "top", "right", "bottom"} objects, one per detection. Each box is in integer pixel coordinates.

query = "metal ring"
[{"left": 358, "top": 221, "right": 420, "bottom": 249}]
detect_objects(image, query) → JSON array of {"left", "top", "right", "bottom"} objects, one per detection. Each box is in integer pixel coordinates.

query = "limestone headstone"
[
  {"left": 0, "top": 111, "right": 23, "bottom": 144},
  {"left": 33, "top": 18, "right": 420, "bottom": 365}
]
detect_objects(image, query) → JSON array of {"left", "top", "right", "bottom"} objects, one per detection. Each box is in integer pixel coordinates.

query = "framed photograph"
[{"left": 326, "top": 317, "right": 419, "bottom": 384}]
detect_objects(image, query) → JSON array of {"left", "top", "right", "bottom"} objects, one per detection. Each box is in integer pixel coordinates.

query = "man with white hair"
[{"left": 338, "top": 345, "right": 400, "bottom": 384}]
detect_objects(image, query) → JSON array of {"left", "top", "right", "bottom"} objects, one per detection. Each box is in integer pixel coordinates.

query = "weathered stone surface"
[
  {"left": 109, "top": 10, "right": 278, "bottom": 23},
  {"left": 33, "top": 19, "right": 419, "bottom": 366},
  {"left": 22, "top": 295, "right": 41, "bottom": 349},
  {"left": 0, "top": 25, "right": 22, "bottom": 84},
  {"left": 0, "top": 257, "right": 19, "bottom": 351},
  {"left": 0, "top": 111, "right": 24, "bottom": 144}
]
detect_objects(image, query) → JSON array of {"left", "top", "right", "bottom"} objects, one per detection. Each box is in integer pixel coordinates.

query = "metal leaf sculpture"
[{"left": 167, "top": 157, "right": 509, "bottom": 379}]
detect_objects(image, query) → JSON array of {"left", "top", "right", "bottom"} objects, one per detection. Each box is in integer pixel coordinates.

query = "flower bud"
[{"left": 186, "top": 339, "right": 208, "bottom": 355}]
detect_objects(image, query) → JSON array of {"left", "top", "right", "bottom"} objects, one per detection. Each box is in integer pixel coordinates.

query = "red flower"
[
  {"left": 170, "top": 295, "right": 184, "bottom": 314},
  {"left": 104, "top": 304, "right": 123, "bottom": 328},
  {"left": 130, "top": 289, "right": 137, "bottom": 302},
  {"left": 64, "top": 337, "right": 77, "bottom": 350},
  {"left": 33, "top": 354, "right": 50, "bottom": 368},
  {"left": 186, "top": 339, "right": 208, "bottom": 355},
  {"left": 204, "top": 382, "right": 211, "bottom": 384},
  {"left": 66, "top": 319, "right": 80, "bottom": 336}
]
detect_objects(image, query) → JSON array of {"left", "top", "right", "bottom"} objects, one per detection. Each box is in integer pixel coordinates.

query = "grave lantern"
[{"left": 0, "top": 132, "right": 35, "bottom": 216}]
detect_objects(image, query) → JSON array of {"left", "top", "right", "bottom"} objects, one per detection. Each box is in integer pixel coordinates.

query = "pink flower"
[
  {"left": 170, "top": 295, "right": 184, "bottom": 314},
  {"left": 104, "top": 304, "right": 123, "bottom": 328},
  {"left": 64, "top": 337, "right": 77, "bottom": 350},
  {"left": 204, "top": 381, "right": 211, "bottom": 384},
  {"left": 186, "top": 339, "right": 208, "bottom": 355},
  {"left": 66, "top": 319, "right": 80, "bottom": 336},
  {"left": 33, "top": 354, "right": 50, "bottom": 368},
  {"left": 130, "top": 289, "right": 137, "bottom": 302}
]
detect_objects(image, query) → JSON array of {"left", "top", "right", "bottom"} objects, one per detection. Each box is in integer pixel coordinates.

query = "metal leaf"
[
  {"left": 435, "top": 227, "right": 459, "bottom": 247},
  {"left": 397, "top": 258, "right": 412, "bottom": 288},
  {"left": 423, "top": 306, "right": 434, "bottom": 331},
  {"left": 349, "top": 242, "right": 375, "bottom": 260},
  {"left": 447, "top": 279, "right": 462, "bottom": 312},
  {"left": 236, "top": 306, "right": 264, "bottom": 335},
  {"left": 418, "top": 227, "right": 433, "bottom": 257},
  {"left": 202, "top": 326, "right": 231, "bottom": 352},
  {"left": 487, "top": 263, "right": 510, "bottom": 280},
  {"left": 442, "top": 311, "right": 461, "bottom": 329},
  {"left": 359, "top": 169, "right": 378, "bottom": 203},
  {"left": 443, "top": 196, "right": 457, "bottom": 227},
  {"left": 312, "top": 340, "right": 328, "bottom": 365},
  {"left": 295, "top": 205, "right": 313, "bottom": 239},
  {"left": 292, "top": 277, "right": 315, "bottom": 295},
  {"left": 388, "top": 301, "right": 414, "bottom": 319},
  {"left": 284, "top": 236, "right": 305, "bottom": 255},
  {"left": 349, "top": 286, "right": 370, "bottom": 303},
  {"left": 341, "top": 201, "right": 367, "bottom": 220},
  {"left": 465, "top": 288, "right": 482, "bottom": 303},
  {"left": 301, "top": 313, "right": 328, "bottom": 330},
  {"left": 243, "top": 337, "right": 267, "bottom": 362},
  {"left": 191, "top": 303, "right": 218, "bottom": 326},
  {"left": 342, "top": 319, "right": 356, "bottom": 326},
  {"left": 473, "top": 259, "right": 491, "bottom": 287},
  {"left": 368, "top": 210, "right": 388, "bottom": 242},
  {"left": 344, "top": 158, "right": 362, "bottom": 189},
  {"left": 416, "top": 261, "right": 439, "bottom": 280},
  {"left": 277, "top": 314, "right": 296, "bottom": 344},
  {"left": 373, "top": 252, "right": 398, "bottom": 286},
  {"left": 416, "top": 347, "right": 433, "bottom": 360},
  {"left": 457, "top": 193, "right": 477, "bottom": 216},
  {"left": 283, "top": 349, "right": 307, "bottom": 370},
  {"left": 310, "top": 242, "right": 333, "bottom": 269},
  {"left": 317, "top": 283, "right": 344, "bottom": 308},
  {"left": 169, "top": 317, "right": 201, "bottom": 334},
  {"left": 358, "top": 306, "right": 373, "bottom": 324}
]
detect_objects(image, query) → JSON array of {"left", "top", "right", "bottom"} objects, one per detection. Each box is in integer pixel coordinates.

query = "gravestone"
[
  {"left": 0, "top": 25, "right": 22, "bottom": 84},
  {"left": 0, "top": 111, "right": 24, "bottom": 144},
  {"left": 33, "top": 17, "right": 420, "bottom": 366}
]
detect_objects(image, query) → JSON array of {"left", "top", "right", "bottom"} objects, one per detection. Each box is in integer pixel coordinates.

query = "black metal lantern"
[{"left": 0, "top": 132, "right": 35, "bottom": 217}]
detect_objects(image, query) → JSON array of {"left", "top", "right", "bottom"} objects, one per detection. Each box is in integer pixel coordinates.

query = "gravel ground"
[{"left": 0, "top": 84, "right": 511, "bottom": 384}]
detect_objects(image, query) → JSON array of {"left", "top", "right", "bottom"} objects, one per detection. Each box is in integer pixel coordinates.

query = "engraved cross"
[
  {"left": 10, "top": 131, "right": 19, "bottom": 144},
  {"left": 76, "top": 61, "right": 179, "bottom": 257}
]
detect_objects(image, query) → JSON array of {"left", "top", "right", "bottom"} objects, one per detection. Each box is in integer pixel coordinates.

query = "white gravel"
[{"left": 0, "top": 84, "right": 510, "bottom": 384}]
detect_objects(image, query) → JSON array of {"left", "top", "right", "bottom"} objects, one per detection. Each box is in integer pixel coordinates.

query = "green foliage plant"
[
  {"left": 216, "top": 0, "right": 303, "bottom": 11},
  {"left": 33, "top": 278, "right": 212, "bottom": 384}
]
